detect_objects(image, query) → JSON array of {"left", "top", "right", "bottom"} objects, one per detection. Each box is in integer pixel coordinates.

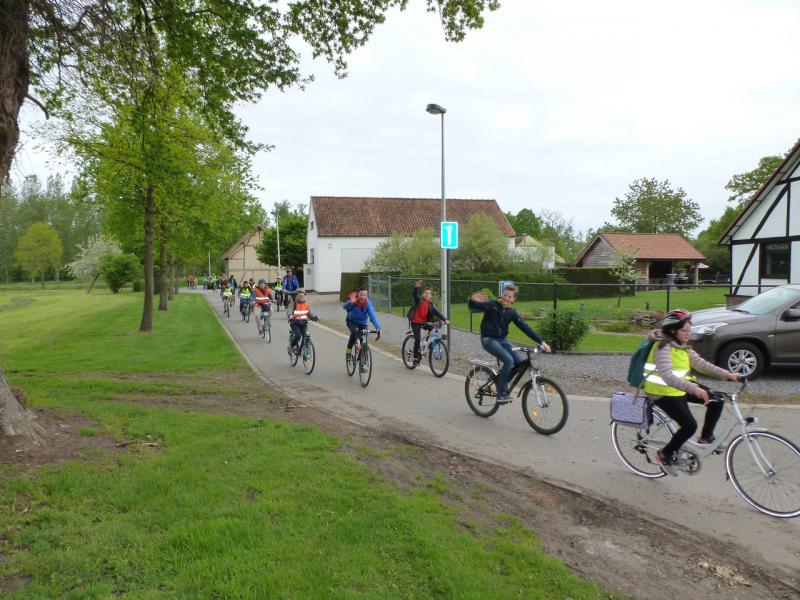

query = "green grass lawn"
[
  {"left": 390, "top": 287, "right": 727, "bottom": 352},
  {"left": 0, "top": 289, "right": 614, "bottom": 598}
]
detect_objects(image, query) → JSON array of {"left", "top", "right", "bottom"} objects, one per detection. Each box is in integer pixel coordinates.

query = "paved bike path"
[{"left": 203, "top": 290, "right": 800, "bottom": 576}]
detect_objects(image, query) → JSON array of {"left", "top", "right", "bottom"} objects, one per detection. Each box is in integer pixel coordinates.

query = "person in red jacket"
[{"left": 406, "top": 280, "right": 449, "bottom": 365}]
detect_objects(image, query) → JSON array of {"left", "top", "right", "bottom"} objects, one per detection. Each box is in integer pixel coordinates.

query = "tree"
[
  {"left": 537, "top": 209, "right": 586, "bottom": 264},
  {"left": 453, "top": 213, "right": 509, "bottom": 273},
  {"left": 609, "top": 248, "right": 638, "bottom": 306},
  {"left": 101, "top": 253, "right": 141, "bottom": 293},
  {"left": 67, "top": 235, "right": 122, "bottom": 293},
  {"left": 725, "top": 155, "right": 783, "bottom": 207},
  {"left": 14, "top": 222, "right": 63, "bottom": 287},
  {"left": 505, "top": 208, "right": 542, "bottom": 238},
  {"left": 694, "top": 206, "right": 739, "bottom": 278},
  {"left": 610, "top": 178, "right": 702, "bottom": 237},
  {"left": 256, "top": 210, "right": 309, "bottom": 272},
  {"left": 364, "top": 228, "right": 439, "bottom": 273}
]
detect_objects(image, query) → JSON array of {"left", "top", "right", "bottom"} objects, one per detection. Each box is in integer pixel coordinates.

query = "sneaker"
[
  {"left": 360, "top": 363, "right": 369, "bottom": 373},
  {"left": 496, "top": 393, "right": 512, "bottom": 405},
  {"left": 287, "top": 345, "right": 294, "bottom": 354},
  {"left": 655, "top": 450, "right": 678, "bottom": 477},
  {"left": 697, "top": 436, "right": 715, "bottom": 445}
]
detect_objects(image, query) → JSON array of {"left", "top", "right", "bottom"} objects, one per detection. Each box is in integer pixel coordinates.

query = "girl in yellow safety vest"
[{"left": 643, "top": 309, "right": 740, "bottom": 475}]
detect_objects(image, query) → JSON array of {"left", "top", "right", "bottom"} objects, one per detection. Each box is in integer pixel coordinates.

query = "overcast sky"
[{"left": 15, "top": 0, "right": 800, "bottom": 236}]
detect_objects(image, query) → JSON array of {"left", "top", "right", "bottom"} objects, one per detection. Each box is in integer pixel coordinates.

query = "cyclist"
[
  {"left": 644, "top": 308, "right": 740, "bottom": 476},
  {"left": 343, "top": 287, "right": 382, "bottom": 360},
  {"left": 468, "top": 285, "right": 551, "bottom": 403},
  {"left": 282, "top": 267, "right": 300, "bottom": 292},
  {"left": 228, "top": 275, "right": 238, "bottom": 294},
  {"left": 239, "top": 280, "right": 253, "bottom": 316},
  {"left": 287, "top": 290, "right": 320, "bottom": 353},
  {"left": 253, "top": 279, "right": 274, "bottom": 329},
  {"left": 407, "top": 280, "right": 449, "bottom": 366}
]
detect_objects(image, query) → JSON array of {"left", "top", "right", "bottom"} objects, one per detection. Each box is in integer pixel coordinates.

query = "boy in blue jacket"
[
  {"left": 468, "top": 285, "right": 551, "bottom": 402},
  {"left": 343, "top": 288, "right": 382, "bottom": 359}
]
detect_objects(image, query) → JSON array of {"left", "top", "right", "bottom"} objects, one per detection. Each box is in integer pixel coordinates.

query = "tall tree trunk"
[
  {"left": 167, "top": 258, "right": 175, "bottom": 300},
  {"left": 86, "top": 272, "right": 100, "bottom": 294},
  {"left": 139, "top": 185, "right": 155, "bottom": 332},
  {"left": 0, "top": 0, "right": 29, "bottom": 183},
  {"left": 158, "top": 224, "right": 168, "bottom": 311},
  {"left": 0, "top": 359, "right": 43, "bottom": 441}
]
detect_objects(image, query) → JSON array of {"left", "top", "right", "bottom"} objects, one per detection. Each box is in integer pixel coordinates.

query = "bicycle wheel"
[
  {"left": 224, "top": 301, "right": 230, "bottom": 318},
  {"left": 259, "top": 316, "right": 266, "bottom": 338},
  {"left": 401, "top": 335, "right": 416, "bottom": 369},
  {"left": 265, "top": 315, "right": 271, "bottom": 343},
  {"left": 346, "top": 346, "right": 357, "bottom": 377},
  {"left": 245, "top": 305, "right": 251, "bottom": 323},
  {"left": 465, "top": 365, "right": 500, "bottom": 417},
  {"left": 358, "top": 345, "right": 372, "bottom": 387},
  {"left": 428, "top": 339, "right": 449, "bottom": 378},
  {"left": 302, "top": 339, "right": 316, "bottom": 375},
  {"left": 521, "top": 377, "right": 568, "bottom": 435},
  {"left": 726, "top": 431, "right": 800, "bottom": 518},
  {"left": 612, "top": 408, "right": 675, "bottom": 478}
]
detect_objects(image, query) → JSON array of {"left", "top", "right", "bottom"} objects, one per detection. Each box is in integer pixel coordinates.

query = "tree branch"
[{"left": 24, "top": 94, "right": 49, "bottom": 119}]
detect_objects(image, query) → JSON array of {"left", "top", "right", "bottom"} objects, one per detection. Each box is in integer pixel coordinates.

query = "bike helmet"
[
  {"left": 257, "top": 278, "right": 267, "bottom": 285},
  {"left": 656, "top": 308, "right": 691, "bottom": 327}
]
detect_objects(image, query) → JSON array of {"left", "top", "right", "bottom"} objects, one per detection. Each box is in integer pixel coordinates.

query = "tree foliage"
[
  {"left": 505, "top": 208, "right": 541, "bottom": 237},
  {"left": 255, "top": 208, "right": 308, "bottom": 271},
  {"left": 725, "top": 155, "right": 783, "bottom": 207},
  {"left": 452, "top": 214, "right": 509, "bottom": 273},
  {"left": 693, "top": 206, "right": 738, "bottom": 278},
  {"left": 101, "top": 252, "right": 141, "bottom": 293},
  {"left": 364, "top": 228, "right": 439, "bottom": 274},
  {"left": 14, "top": 222, "right": 63, "bottom": 286},
  {"left": 67, "top": 234, "right": 122, "bottom": 292},
  {"left": 610, "top": 178, "right": 702, "bottom": 237},
  {"left": 609, "top": 248, "right": 638, "bottom": 306}
]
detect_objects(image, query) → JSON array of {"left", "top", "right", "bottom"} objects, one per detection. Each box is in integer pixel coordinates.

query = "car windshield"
[{"left": 736, "top": 287, "right": 800, "bottom": 316}]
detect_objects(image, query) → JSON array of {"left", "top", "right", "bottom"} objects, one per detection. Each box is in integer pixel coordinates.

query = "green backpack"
[{"left": 627, "top": 339, "right": 656, "bottom": 387}]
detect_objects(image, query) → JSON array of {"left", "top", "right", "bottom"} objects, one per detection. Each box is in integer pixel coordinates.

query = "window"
[
  {"left": 309, "top": 249, "right": 315, "bottom": 264},
  {"left": 761, "top": 242, "right": 789, "bottom": 279},
  {"left": 310, "top": 221, "right": 314, "bottom": 230}
]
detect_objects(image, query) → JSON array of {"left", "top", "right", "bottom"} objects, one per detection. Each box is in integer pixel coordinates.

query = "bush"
[
  {"left": 132, "top": 279, "right": 144, "bottom": 292},
  {"left": 101, "top": 253, "right": 141, "bottom": 293},
  {"left": 539, "top": 310, "right": 589, "bottom": 352},
  {"left": 339, "top": 272, "right": 368, "bottom": 301}
]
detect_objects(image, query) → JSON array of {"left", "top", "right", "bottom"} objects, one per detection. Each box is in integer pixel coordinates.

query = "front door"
[{"left": 772, "top": 300, "right": 800, "bottom": 363}]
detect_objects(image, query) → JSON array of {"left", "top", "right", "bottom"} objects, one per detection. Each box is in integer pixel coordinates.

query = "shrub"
[
  {"left": 101, "top": 253, "right": 141, "bottom": 293},
  {"left": 539, "top": 310, "right": 589, "bottom": 352},
  {"left": 132, "top": 279, "right": 144, "bottom": 292}
]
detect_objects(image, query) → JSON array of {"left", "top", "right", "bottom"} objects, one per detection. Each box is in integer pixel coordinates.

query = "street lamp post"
[
  {"left": 426, "top": 103, "right": 450, "bottom": 350},
  {"left": 273, "top": 207, "right": 282, "bottom": 278}
]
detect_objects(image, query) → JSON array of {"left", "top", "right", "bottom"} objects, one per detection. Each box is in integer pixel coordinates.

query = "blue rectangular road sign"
[
  {"left": 498, "top": 280, "right": 514, "bottom": 296},
  {"left": 440, "top": 221, "right": 459, "bottom": 249}
]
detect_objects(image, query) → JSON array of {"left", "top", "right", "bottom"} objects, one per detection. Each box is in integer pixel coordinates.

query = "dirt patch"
[
  {"left": 0, "top": 408, "right": 123, "bottom": 471},
  {"left": 3, "top": 380, "right": 798, "bottom": 599}
]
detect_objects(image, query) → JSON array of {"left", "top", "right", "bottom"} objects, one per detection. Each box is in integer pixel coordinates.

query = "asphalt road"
[{"left": 204, "top": 290, "right": 800, "bottom": 575}]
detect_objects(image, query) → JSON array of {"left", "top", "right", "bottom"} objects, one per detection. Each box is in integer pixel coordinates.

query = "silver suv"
[{"left": 690, "top": 284, "right": 800, "bottom": 379}]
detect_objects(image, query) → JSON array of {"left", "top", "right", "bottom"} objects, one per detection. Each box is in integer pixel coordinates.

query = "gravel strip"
[{"left": 308, "top": 293, "right": 799, "bottom": 404}]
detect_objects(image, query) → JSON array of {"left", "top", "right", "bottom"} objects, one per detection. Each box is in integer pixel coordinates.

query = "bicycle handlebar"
[{"left": 707, "top": 378, "right": 748, "bottom": 402}]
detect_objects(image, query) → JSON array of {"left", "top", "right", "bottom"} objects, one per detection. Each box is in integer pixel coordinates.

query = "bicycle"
[
  {"left": 287, "top": 325, "right": 316, "bottom": 375},
  {"left": 464, "top": 346, "right": 568, "bottom": 435},
  {"left": 240, "top": 299, "right": 252, "bottom": 323},
  {"left": 401, "top": 321, "right": 449, "bottom": 377},
  {"left": 611, "top": 380, "right": 800, "bottom": 518},
  {"left": 346, "top": 329, "right": 380, "bottom": 387},
  {"left": 223, "top": 294, "right": 232, "bottom": 318},
  {"left": 274, "top": 289, "right": 283, "bottom": 312},
  {"left": 256, "top": 304, "right": 272, "bottom": 342}
]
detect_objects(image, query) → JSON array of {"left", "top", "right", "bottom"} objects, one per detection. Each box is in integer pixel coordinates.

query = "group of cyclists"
[{"left": 217, "top": 274, "right": 740, "bottom": 470}]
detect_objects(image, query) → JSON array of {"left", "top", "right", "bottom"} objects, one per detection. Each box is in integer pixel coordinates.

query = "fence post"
[
  {"left": 553, "top": 282, "right": 558, "bottom": 313},
  {"left": 388, "top": 277, "right": 392, "bottom": 313},
  {"left": 666, "top": 281, "right": 671, "bottom": 313},
  {"left": 470, "top": 308, "right": 473, "bottom": 333}
]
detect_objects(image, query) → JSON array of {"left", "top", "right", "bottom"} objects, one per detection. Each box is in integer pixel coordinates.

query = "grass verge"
[{"left": 0, "top": 289, "right": 614, "bottom": 598}]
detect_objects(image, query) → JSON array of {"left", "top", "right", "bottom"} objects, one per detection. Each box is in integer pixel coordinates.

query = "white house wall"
[
  {"left": 793, "top": 241, "right": 800, "bottom": 282},
  {"left": 313, "top": 237, "right": 385, "bottom": 293},
  {"left": 755, "top": 192, "right": 789, "bottom": 238},
  {"left": 732, "top": 187, "right": 781, "bottom": 240},
  {"left": 791, "top": 181, "right": 800, "bottom": 236},
  {"left": 732, "top": 243, "right": 759, "bottom": 294}
]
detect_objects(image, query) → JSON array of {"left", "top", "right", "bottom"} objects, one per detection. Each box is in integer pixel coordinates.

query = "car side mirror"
[{"left": 781, "top": 308, "right": 800, "bottom": 321}]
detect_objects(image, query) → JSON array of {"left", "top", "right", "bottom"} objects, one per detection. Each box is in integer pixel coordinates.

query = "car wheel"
[{"left": 717, "top": 342, "right": 765, "bottom": 379}]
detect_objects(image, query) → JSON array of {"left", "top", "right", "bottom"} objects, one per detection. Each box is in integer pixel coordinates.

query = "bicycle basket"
[{"left": 610, "top": 391, "right": 651, "bottom": 428}]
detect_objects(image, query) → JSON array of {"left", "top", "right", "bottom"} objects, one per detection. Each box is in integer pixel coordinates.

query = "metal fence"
[{"left": 365, "top": 274, "right": 770, "bottom": 333}]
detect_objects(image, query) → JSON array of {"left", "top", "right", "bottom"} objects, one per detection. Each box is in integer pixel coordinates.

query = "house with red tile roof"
[
  {"left": 572, "top": 232, "right": 706, "bottom": 284},
  {"left": 720, "top": 137, "right": 800, "bottom": 296},
  {"left": 305, "top": 196, "right": 515, "bottom": 292}
]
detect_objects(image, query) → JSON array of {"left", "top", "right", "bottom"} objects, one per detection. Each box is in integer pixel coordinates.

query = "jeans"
[
  {"left": 480, "top": 337, "right": 522, "bottom": 396},
  {"left": 346, "top": 320, "right": 365, "bottom": 349},
  {"left": 654, "top": 392, "right": 724, "bottom": 457},
  {"left": 410, "top": 322, "right": 431, "bottom": 360},
  {"left": 290, "top": 320, "right": 307, "bottom": 348}
]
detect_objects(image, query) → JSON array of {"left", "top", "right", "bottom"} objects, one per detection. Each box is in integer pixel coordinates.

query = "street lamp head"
[{"left": 426, "top": 103, "right": 446, "bottom": 115}]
